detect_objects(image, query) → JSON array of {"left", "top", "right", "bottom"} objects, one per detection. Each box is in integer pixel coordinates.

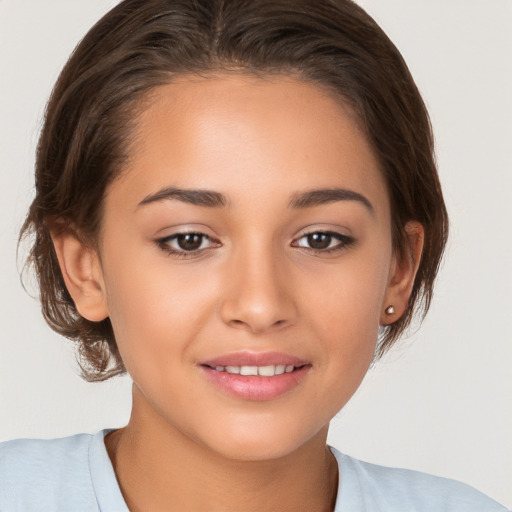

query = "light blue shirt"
[{"left": 0, "top": 429, "right": 508, "bottom": 511}]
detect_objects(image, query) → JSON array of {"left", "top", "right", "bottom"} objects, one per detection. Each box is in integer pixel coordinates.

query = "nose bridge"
[{"left": 220, "top": 235, "right": 296, "bottom": 333}]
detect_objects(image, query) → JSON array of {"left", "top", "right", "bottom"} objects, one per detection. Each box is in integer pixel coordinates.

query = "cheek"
[
  {"left": 100, "top": 249, "right": 220, "bottom": 375},
  {"left": 299, "top": 245, "right": 391, "bottom": 391},
  {"left": 301, "top": 247, "right": 390, "bottom": 337}
]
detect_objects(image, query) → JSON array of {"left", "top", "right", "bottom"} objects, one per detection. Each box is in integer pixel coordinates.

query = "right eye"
[{"left": 156, "top": 232, "right": 219, "bottom": 258}]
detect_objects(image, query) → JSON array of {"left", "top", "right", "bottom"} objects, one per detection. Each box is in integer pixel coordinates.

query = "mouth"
[{"left": 198, "top": 352, "right": 311, "bottom": 401}]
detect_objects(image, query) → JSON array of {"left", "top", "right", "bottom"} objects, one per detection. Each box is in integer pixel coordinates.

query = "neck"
[{"left": 105, "top": 388, "right": 338, "bottom": 512}]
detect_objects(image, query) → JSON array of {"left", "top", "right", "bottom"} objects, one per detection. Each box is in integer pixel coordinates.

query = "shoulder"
[
  {"left": 0, "top": 432, "right": 98, "bottom": 512},
  {"left": 330, "top": 447, "right": 509, "bottom": 512}
]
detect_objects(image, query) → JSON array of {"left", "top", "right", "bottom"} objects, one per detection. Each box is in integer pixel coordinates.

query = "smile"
[
  {"left": 208, "top": 364, "right": 299, "bottom": 376},
  {"left": 199, "top": 352, "right": 311, "bottom": 400}
]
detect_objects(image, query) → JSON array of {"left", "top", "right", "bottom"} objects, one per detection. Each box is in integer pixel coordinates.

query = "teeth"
[
  {"left": 240, "top": 366, "right": 258, "bottom": 376},
  {"left": 212, "top": 364, "right": 299, "bottom": 376},
  {"left": 258, "top": 365, "right": 275, "bottom": 377}
]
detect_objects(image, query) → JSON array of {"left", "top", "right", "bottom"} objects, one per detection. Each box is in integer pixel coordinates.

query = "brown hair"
[{"left": 20, "top": 0, "right": 448, "bottom": 381}]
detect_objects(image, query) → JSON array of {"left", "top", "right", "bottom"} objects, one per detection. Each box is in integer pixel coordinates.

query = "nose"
[{"left": 219, "top": 245, "right": 298, "bottom": 335}]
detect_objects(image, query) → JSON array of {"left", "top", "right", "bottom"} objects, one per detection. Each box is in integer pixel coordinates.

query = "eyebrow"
[
  {"left": 138, "top": 187, "right": 229, "bottom": 208},
  {"left": 137, "top": 186, "right": 373, "bottom": 213},
  {"left": 288, "top": 188, "right": 374, "bottom": 213}
]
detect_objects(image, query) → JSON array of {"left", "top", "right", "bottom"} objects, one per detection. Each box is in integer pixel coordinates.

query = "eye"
[
  {"left": 156, "top": 232, "right": 219, "bottom": 258},
  {"left": 293, "top": 231, "right": 354, "bottom": 253}
]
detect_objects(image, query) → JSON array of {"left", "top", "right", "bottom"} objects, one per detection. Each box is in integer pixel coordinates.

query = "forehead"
[{"left": 108, "top": 74, "right": 388, "bottom": 216}]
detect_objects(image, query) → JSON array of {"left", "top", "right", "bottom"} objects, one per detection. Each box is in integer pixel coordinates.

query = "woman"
[{"left": 0, "top": 1, "right": 509, "bottom": 510}]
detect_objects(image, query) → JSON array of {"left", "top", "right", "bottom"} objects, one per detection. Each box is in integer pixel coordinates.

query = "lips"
[{"left": 198, "top": 351, "right": 311, "bottom": 401}]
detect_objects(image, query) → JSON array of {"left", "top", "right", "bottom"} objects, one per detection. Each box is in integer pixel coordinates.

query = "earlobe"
[
  {"left": 381, "top": 221, "right": 424, "bottom": 325},
  {"left": 51, "top": 230, "right": 108, "bottom": 322}
]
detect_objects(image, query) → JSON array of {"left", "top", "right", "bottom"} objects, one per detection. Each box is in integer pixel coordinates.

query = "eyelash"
[{"left": 155, "top": 230, "right": 355, "bottom": 259}]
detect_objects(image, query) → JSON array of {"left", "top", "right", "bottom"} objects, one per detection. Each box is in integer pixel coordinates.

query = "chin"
[
  {"left": 197, "top": 418, "right": 329, "bottom": 463},
  {"left": 211, "top": 437, "right": 302, "bottom": 462}
]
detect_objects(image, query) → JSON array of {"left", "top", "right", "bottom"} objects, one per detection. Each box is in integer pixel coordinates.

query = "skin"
[{"left": 52, "top": 75, "right": 423, "bottom": 511}]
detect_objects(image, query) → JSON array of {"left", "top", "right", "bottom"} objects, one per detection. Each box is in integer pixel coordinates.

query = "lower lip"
[{"left": 199, "top": 365, "right": 311, "bottom": 401}]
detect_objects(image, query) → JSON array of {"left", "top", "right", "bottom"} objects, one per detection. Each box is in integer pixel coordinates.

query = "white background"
[{"left": 0, "top": 0, "right": 510, "bottom": 507}]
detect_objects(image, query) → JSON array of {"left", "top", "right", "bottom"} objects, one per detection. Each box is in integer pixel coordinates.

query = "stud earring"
[{"left": 385, "top": 305, "right": 395, "bottom": 315}]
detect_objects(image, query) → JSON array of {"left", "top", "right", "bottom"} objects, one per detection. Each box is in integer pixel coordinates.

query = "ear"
[
  {"left": 380, "top": 221, "right": 424, "bottom": 325},
  {"left": 51, "top": 230, "right": 108, "bottom": 322}
]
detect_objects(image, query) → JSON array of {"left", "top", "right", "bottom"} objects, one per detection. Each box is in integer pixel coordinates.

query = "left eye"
[{"left": 294, "top": 231, "right": 352, "bottom": 251}]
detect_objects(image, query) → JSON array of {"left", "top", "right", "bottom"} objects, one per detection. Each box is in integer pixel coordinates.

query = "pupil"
[
  {"left": 178, "top": 233, "right": 202, "bottom": 251},
  {"left": 308, "top": 233, "right": 331, "bottom": 249}
]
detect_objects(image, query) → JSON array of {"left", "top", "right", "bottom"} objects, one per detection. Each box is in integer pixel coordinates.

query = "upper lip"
[{"left": 200, "top": 351, "right": 310, "bottom": 368}]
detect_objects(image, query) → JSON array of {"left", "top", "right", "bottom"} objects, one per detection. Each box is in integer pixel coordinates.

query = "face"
[{"left": 91, "top": 75, "right": 397, "bottom": 460}]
